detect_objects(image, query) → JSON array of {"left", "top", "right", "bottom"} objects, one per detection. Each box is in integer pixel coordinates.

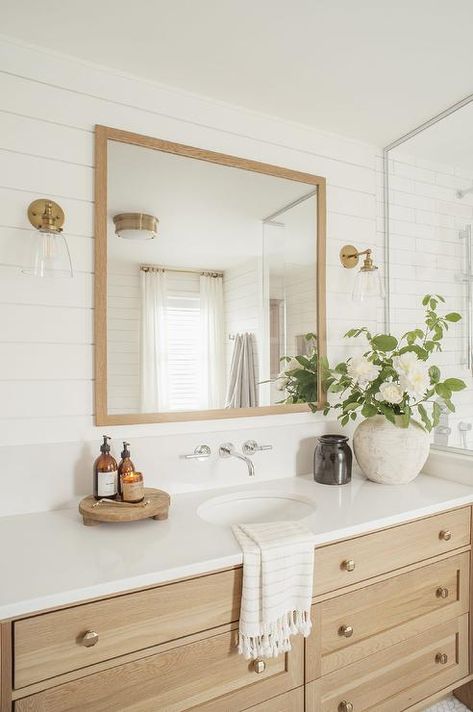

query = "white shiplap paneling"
[{"left": 0, "top": 36, "right": 381, "bottom": 515}]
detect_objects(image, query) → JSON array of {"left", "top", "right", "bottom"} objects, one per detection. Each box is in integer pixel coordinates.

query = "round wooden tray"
[{"left": 79, "top": 487, "right": 170, "bottom": 526}]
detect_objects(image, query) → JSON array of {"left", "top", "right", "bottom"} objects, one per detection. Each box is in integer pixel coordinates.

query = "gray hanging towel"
[{"left": 225, "top": 333, "right": 258, "bottom": 408}]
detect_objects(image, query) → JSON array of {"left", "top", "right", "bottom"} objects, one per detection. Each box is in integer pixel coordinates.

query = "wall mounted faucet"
[{"left": 219, "top": 442, "right": 255, "bottom": 477}]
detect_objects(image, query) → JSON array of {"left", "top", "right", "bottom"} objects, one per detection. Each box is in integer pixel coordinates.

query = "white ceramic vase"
[{"left": 353, "top": 415, "right": 430, "bottom": 485}]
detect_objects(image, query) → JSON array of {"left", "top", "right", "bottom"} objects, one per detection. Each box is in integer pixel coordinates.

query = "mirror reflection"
[{"left": 106, "top": 140, "right": 319, "bottom": 415}]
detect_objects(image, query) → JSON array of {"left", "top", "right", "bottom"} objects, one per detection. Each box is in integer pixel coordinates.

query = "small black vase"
[{"left": 313, "top": 434, "right": 352, "bottom": 485}]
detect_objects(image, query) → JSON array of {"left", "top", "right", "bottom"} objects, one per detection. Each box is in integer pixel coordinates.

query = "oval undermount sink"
[{"left": 197, "top": 490, "right": 316, "bottom": 526}]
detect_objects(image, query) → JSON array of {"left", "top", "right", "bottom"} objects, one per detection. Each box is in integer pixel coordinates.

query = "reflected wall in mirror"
[{"left": 95, "top": 126, "right": 326, "bottom": 424}]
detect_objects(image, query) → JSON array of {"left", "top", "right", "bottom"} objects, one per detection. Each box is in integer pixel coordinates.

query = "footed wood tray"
[{"left": 79, "top": 487, "right": 170, "bottom": 526}]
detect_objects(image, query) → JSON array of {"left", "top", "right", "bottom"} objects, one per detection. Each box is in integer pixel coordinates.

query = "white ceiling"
[
  {"left": 3, "top": 0, "right": 473, "bottom": 145},
  {"left": 108, "top": 140, "right": 316, "bottom": 271}
]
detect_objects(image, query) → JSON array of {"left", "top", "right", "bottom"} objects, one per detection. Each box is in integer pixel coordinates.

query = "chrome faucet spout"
[
  {"left": 230, "top": 450, "right": 255, "bottom": 478},
  {"left": 219, "top": 443, "right": 255, "bottom": 477}
]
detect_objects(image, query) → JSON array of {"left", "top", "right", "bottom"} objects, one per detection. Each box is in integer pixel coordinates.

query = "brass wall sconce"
[
  {"left": 113, "top": 213, "right": 158, "bottom": 240},
  {"left": 339, "top": 244, "right": 384, "bottom": 302},
  {"left": 24, "top": 199, "right": 73, "bottom": 278}
]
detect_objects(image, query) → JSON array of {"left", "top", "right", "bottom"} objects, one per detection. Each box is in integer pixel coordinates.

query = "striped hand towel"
[{"left": 232, "top": 520, "right": 314, "bottom": 659}]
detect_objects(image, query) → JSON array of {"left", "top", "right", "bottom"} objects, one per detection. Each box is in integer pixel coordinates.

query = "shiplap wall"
[
  {"left": 107, "top": 264, "right": 141, "bottom": 414},
  {"left": 223, "top": 258, "right": 261, "bottom": 386},
  {"left": 284, "top": 264, "right": 317, "bottom": 356},
  {"left": 0, "top": 36, "right": 381, "bottom": 515}
]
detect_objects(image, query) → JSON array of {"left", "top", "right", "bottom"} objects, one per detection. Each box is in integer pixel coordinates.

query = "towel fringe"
[{"left": 238, "top": 608, "right": 312, "bottom": 660}]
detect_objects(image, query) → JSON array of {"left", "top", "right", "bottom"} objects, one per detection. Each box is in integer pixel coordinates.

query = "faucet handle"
[
  {"left": 242, "top": 440, "right": 273, "bottom": 455},
  {"left": 219, "top": 442, "right": 235, "bottom": 458},
  {"left": 181, "top": 444, "right": 212, "bottom": 460}
]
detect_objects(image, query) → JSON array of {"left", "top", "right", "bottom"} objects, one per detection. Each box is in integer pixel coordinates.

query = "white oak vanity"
[{"left": 2, "top": 476, "right": 473, "bottom": 712}]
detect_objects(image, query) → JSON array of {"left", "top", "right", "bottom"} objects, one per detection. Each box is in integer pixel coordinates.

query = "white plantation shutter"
[
  {"left": 166, "top": 293, "right": 201, "bottom": 411},
  {"left": 141, "top": 271, "right": 225, "bottom": 412}
]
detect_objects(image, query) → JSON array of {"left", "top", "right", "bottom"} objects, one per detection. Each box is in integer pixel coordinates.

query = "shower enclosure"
[{"left": 384, "top": 96, "right": 473, "bottom": 452}]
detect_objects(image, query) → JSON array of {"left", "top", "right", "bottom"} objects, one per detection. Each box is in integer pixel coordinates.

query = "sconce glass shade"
[
  {"left": 352, "top": 265, "right": 385, "bottom": 302},
  {"left": 21, "top": 228, "right": 73, "bottom": 279}
]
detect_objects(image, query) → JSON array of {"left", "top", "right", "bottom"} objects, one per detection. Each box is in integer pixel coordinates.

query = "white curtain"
[
  {"left": 140, "top": 269, "right": 169, "bottom": 412},
  {"left": 199, "top": 274, "right": 226, "bottom": 409}
]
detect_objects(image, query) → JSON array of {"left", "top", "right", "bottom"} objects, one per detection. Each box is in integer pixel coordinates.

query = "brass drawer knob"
[
  {"left": 439, "top": 529, "right": 452, "bottom": 542},
  {"left": 341, "top": 559, "right": 356, "bottom": 572},
  {"left": 435, "top": 652, "right": 448, "bottom": 665},
  {"left": 339, "top": 624, "right": 354, "bottom": 638},
  {"left": 80, "top": 630, "right": 99, "bottom": 648},
  {"left": 436, "top": 587, "right": 449, "bottom": 599},
  {"left": 253, "top": 658, "right": 266, "bottom": 674},
  {"left": 339, "top": 701, "right": 354, "bottom": 712}
]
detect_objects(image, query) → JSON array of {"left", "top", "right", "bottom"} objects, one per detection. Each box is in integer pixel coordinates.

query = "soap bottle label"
[{"left": 97, "top": 471, "right": 117, "bottom": 497}]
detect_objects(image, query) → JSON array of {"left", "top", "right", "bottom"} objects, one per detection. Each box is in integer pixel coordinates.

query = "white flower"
[
  {"left": 284, "top": 357, "right": 302, "bottom": 372},
  {"left": 400, "top": 364, "right": 430, "bottom": 400},
  {"left": 275, "top": 375, "right": 289, "bottom": 391},
  {"left": 375, "top": 381, "right": 404, "bottom": 405},
  {"left": 393, "top": 352, "right": 429, "bottom": 400},
  {"left": 347, "top": 355, "right": 380, "bottom": 388},
  {"left": 393, "top": 352, "right": 419, "bottom": 376}
]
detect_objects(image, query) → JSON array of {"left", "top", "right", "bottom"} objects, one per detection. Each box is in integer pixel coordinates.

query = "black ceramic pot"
[{"left": 313, "top": 434, "right": 352, "bottom": 485}]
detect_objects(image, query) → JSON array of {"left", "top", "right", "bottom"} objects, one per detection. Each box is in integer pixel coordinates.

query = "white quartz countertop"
[{"left": 2, "top": 472, "right": 473, "bottom": 620}]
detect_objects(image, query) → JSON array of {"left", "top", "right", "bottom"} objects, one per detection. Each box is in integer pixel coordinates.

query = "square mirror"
[{"left": 95, "top": 126, "right": 326, "bottom": 424}]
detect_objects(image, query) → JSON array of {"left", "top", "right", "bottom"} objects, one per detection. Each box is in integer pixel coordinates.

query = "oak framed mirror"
[{"left": 95, "top": 125, "right": 327, "bottom": 425}]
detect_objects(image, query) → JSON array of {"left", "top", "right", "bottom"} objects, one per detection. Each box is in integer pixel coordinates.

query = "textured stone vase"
[{"left": 353, "top": 415, "right": 430, "bottom": 485}]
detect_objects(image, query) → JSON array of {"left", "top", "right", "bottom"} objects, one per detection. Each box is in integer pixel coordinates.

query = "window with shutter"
[{"left": 166, "top": 294, "right": 202, "bottom": 411}]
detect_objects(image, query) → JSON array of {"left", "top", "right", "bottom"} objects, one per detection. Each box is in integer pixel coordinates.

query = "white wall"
[{"left": 0, "top": 36, "right": 380, "bottom": 516}]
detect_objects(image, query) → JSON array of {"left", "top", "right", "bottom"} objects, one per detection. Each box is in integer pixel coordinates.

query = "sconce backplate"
[
  {"left": 27, "top": 199, "right": 65, "bottom": 230},
  {"left": 340, "top": 244, "right": 359, "bottom": 269}
]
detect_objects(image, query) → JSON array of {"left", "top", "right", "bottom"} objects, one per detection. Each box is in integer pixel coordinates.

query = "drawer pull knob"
[
  {"left": 339, "top": 701, "right": 354, "bottom": 712},
  {"left": 341, "top": 559, "right": 356, "bottom": 572},
  {"left": 439, "top": 529, "right": 452, "bottom": 542},
  {"left": 436, "top": 587, "right": 449, "bottom": 599},
  {"left": 339, "top": 624, "right": 354, "bottom": 638},
  {"left": 253, "top": 659, "right": 266, "bottom": 674},
  {"left": 80, "top": 630, "right": 99, "bottom": 648},
  {"left": 435, "top": 652, "right": 448, "bottom": 665}
]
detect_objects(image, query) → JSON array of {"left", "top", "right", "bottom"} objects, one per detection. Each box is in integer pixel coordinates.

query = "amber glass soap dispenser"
[
  {"left": 94, "top": 435, "right": 118, "bottom": 500},
  {"left": 118, "top": 441, "right": 135, "bottom": 498}
]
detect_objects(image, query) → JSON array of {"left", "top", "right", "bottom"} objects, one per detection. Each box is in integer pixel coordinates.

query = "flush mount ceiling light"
[
  {"left": 113, "top": 213, "right": 158, "bottom": 240},
  {"left": 340, "top": 244, "right": 385, "bottom": 302},
  {"left": 23, "top": 199, "right": 73, "bottom": 278}
]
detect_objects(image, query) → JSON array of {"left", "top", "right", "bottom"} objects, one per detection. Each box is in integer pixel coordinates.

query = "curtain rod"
[{"left": 140, "top": 264, "right": 223, "bottom": 278}]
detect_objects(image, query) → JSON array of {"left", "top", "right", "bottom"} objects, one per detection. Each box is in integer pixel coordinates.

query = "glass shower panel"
[
  {"left": 386, "top": 102, "right": 473, "bottom": 451},
  {"left": 262, "top": 193, "right": 317, "bottom": 406}
]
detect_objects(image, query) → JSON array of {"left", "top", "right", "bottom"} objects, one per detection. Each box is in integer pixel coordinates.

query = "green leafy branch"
[{"left": 321, "top": 295, "right": 466, "bottom": 431}]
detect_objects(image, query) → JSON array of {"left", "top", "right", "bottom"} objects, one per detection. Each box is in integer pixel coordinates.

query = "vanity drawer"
[
  {"left": 306, "top": 614, "right": 469, "bottom": 712},
  {"left": 14, "top": 567, "right": 242, "bottom": 688},
  {"left": 307, "top": 551, "right": 469, "bottom": 678},
  {"left": 243, "top": 687, "right": 304, "bottom": 711},
  {"left": 14, "top": 630, "right": 303, "bottom": 712},
  {"left": 313, "top": 506, "right": 470, "bottom": 595}
]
